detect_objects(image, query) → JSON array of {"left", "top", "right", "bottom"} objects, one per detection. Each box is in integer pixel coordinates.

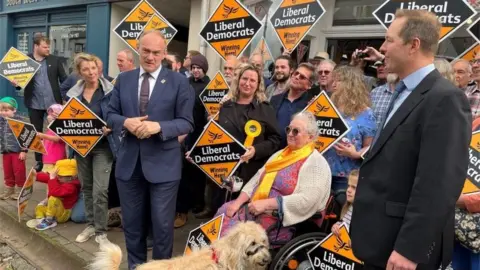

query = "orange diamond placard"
[
  {"left": 199, "top": 0, "right": 263, "bottom": 61},
  {"left": 6, "top": 118, "right": 46, "bottom": 154},
  {"left": 270, "top": 0, "right": 325, "bottom": 51},
  {"left": 184, "top": 214, "right": 224, "bottom": 255},
  {"left": 463, "top": 131, "right": 480, "bottom": 195},
  {"left": 186, "top": 120, "right": 246, "bottom": 187},
  {"left": 374, "top": 0, "right": 477, "bottom": 43},
  {"left": 458, "top": 43, "right": 480, "bottom": 61},
  {"left": 136, "top": 12, "right": 177, "bottom": 45},
  {"left": 113, "top": 0, "right": 159, "bottom": 52},
  {"left": 302, "top": 91, "right": 350, "bottom": 154},
  {"left": 308, "top": 223, "right": 363, "bottom": 269},
  {"left": 199, "top": 72, "right": 230, "bottom": 116},
  {"left": 48, "top": 97, "right": 106, "bottom": 157}
]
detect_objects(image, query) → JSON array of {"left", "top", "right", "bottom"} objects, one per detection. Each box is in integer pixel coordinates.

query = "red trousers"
[{"left": 3, "top": 153, "right": 26, "bottom": 188}]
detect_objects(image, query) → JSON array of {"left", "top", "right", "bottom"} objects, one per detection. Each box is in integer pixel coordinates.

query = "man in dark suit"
[
  {"left": 350, "top": 10, "right": 472, "bottom": 270},
  {"left": 14, "top": 35, "right": 67, "bottom": 171},
  {"left": 107, "top": 30, "right": 194, "bottom": 269}
]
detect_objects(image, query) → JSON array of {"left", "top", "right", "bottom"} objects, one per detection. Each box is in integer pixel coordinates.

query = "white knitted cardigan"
[{"left": 242, "top": 149, "right": 332, "bottom": 226}]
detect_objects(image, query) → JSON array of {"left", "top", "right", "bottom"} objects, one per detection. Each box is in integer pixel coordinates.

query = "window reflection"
[
  {"left": 49, "top": 25, "right": 86, "bottom": 73},
  {"left": 333, "top": 0, "right": 384, "bottom": 26}
]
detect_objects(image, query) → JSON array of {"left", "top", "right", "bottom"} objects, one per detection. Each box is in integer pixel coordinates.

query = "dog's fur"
[{"left": 88, "top": 221, "right": 271, "bottom": 270}]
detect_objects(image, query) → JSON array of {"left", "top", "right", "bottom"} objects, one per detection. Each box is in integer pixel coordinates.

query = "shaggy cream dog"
[{"left": 88, "top": 221, "right": 271, "bottom": 270}]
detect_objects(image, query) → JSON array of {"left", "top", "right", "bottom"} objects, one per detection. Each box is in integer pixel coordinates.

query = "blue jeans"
[
  {"left": 70, "top": 192, "right": 87, "bottom": 223},
  {"left": 452, "top": 241, "right": 480, "bottom": 270}
]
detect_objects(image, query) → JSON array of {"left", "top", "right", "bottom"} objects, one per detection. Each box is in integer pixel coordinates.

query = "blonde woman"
[
  {"left": 65, "top": 53, "right": 117, "bottom": 246},
  {"left": 434, "top": 58, "right": 457, "bottom": 86},
  {"left": 324, "top": 66, "right": 376, "bottom": 196}
]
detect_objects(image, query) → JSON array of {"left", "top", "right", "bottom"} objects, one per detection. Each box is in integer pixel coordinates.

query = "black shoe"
[
  {"left": 34, "top": 162, "right": 43, "bottom": 172},
  {"left": 194, "top": 209, "right": 214, "bottom": 219}
]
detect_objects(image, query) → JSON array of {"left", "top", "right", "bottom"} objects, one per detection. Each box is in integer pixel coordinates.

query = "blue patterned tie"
[
  {"left": 139, "top": 73, "right": 150, "bottom": 116},
  {"left": 371, "top": 81, "right": 406, "bottom": 146}
]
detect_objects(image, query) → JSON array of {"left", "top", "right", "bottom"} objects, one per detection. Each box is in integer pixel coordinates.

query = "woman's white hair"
[{"left": 292, "top": 111, "right": 319, "bottom": 137}]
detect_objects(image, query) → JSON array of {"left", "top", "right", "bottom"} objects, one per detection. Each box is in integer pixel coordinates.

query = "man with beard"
[
  {"left": 266, "top": 55, "right": 295, "bottom": 100},
  {"left": 166, "top": 53, "right": 183, "bottom": 73},
  {"left": 223, "top": 54, "right": 239, "bottom": 86},
  {"left": 270, "top": 63, "right": 317, "bottom": 147}
]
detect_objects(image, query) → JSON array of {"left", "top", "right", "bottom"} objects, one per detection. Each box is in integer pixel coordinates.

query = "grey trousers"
[{"left": 76, "top": 145, "right": 113, "bottom": 234}]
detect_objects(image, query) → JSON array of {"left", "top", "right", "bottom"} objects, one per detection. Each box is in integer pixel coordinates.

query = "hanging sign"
[
  {"left": 48, "top": 97, "right": 106, "bottom": 158},
  {"left": 373, "top": 0, "right": 477, "bottom": 43},
  {"left": 0, "top": 47, "right": 40, "bottom": 89},
  {"left": 187, "top": 120, "right": 246, "bottom": 187},
  {"left": 137, "top": 13, "right": 178, "bottom": 45},
  {"left": 199, "top": 0, "right": 263, "bottom": 61},
  {"left": 6, "top": 118, "right": 46, "bottom": 154},
  {"left": 200, "top": 72, "right": 230, "bottom": 116},
  {"left": 18, "top": 168, "right": 36, "bottom": 222},
  {"left": 113, "top": 0, "right": 159, "bottom": 52},
  {"left": 301, "top": 91, "right": 350, "bottom": 154},
  {"left": 270, "top": 0, "right": 326, "bottom": 51},
  {"left": 184, "top": 214, "right": 224, "bottom": 255},
  {"left": 462, "top": 130, "right": 480, "bottom": 194},
  {"left": 307, "top": 223, "right": 364, "bottom": 270}
]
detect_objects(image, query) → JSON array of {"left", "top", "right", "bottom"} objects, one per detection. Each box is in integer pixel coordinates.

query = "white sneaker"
[
  {"left": 95, "top": 234, "right": 111, "bottom": 247},
  {"left": 26, "top": 219, "right": 42, "bottom": 229},
  {"left": 76, "top": 225, "right": 95, "bottom": 243}
]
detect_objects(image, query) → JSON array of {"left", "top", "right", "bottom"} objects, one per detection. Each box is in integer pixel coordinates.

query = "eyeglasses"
[
  {"left": 470, "top": 59, "right": 480, "bottom": 65},
  {"left": 318, "top": 70, "right": 331, "bottom": 75},
  {"left": 293, "top": 71, "right": 312, "bottom": 83},
  {"left": 285, "top": 126, "right": 300, "bottom": 136}
]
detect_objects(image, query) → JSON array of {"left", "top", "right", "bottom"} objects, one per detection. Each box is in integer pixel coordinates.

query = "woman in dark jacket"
[
  {"left": 65, "top": 53, "right": 117, "bottom": 246},
  {"left": 212, "top": 64, "right": 282, "bottom": 211}
]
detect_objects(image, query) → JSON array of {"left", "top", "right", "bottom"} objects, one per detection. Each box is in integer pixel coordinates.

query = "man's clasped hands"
[{"left": 123, "top": 116, "right": 161, "bottom": 139}]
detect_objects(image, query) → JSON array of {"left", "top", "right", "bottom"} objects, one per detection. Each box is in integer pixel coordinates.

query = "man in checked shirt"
[
  {"left": 465, "top": 54, "right": 480, "bottom": 119},
  {"left": 370, "top": 62, "right": 400, "bottom": 128}
]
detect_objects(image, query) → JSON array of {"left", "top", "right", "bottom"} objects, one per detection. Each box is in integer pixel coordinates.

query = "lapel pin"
[{"left": 161, "top": 79, "right": 166, "bottom": 84}]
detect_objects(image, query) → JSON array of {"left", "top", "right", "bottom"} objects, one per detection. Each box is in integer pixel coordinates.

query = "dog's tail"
[{"left": 87, "top": 242, "right": 123, "bottom": 270}]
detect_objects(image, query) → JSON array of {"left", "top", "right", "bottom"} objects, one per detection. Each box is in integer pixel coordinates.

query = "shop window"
[
  {"left": 333, "top": 0, "right": 384, "bottom": 26},
  {"left": 17, "top": 33, "right": 29, "bottom": 54},
  {"left": 49, "top": 25, "right": 86, "bottom": 73}
]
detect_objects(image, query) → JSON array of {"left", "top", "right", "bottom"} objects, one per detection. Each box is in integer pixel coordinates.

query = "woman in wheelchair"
[{"left": 214, "top": 111, "right": 332, "bottom": 245}]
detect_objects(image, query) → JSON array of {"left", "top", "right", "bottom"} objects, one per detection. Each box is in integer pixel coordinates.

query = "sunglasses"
[
  {"left": 293, "top": 71, "right": 312, "bottom": 83},
  {"left": 318, "top": 70, "right": 331, "bottom": 75},
  {"left": 470, "top": 59, "right": 480, "bottom": 65},
  {"left": 285, "top": 126, "right": 300, "bottom": 136}
]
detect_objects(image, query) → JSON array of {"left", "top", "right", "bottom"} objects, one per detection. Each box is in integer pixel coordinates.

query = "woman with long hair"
[{"left": 324, "top": 66, "right": 376, "bottom": 201}]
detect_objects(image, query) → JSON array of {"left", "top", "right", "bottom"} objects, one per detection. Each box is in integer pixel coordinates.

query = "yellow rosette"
[{"left": 244, "top": 120, "right": 262, "bottom": 147}]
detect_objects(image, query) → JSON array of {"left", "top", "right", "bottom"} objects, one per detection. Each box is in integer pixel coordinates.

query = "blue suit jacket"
[{"left": 107, "top": 67, "right": 195, "bottom": 183}]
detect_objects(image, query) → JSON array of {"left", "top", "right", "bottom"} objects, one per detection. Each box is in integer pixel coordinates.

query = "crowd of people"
[{"left": 0, "top": 8, "right": 479, "bottom": 270}]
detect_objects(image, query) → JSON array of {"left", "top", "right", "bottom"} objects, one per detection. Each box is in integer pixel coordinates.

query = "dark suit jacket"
[
  {"left": 350, "top": 70, "right": 472, "bottom": 268},
  {"left": 107, "top": 67, "right": 195, "bottom": 183},
  {"left": 20, "top": 54, "right": 67, "bottom": 108}
]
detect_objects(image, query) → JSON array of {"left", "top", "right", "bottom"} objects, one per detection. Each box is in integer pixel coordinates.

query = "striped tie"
[{"left": 139, "top": 73, "right": 150, "bottom": 116}]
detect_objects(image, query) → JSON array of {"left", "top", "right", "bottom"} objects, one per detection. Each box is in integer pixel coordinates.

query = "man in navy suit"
[{"left": 107, "top": 30, "right": 194, "bottom": 269}]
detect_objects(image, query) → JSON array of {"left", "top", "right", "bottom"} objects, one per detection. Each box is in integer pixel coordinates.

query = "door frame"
[{"left": 13, "top": 27, "right": 47, "bottom": 54}]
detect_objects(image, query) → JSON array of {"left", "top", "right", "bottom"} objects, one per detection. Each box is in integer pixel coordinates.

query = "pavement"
[{"left": 0, "top": 153, "right": 205, "bottom": 269}]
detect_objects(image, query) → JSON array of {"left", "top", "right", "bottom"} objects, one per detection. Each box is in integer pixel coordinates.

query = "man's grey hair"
[
  {"left": 317, "top": 59, "right": 336, "bottom": 70},
  {"left": 451, "top": 59, "right": 472, "bottom": 74},
  {"left": 292, "top": 111, "right": 319, "bottom": 137},
  {"left": 119, "top": 49, "right": 135, "bottom": 64}
]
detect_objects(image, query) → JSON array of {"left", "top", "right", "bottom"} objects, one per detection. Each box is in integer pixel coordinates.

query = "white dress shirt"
[{"left": 138, "top": 65, "right": 162, "bottom": 100}]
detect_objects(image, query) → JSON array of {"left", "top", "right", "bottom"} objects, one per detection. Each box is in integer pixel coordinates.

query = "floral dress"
[
  {"left": 324, "top": 108, "right": 376, "bottom": 178},
  {"left": 215, "top": 158, "right": 308, "bottom": 245}
]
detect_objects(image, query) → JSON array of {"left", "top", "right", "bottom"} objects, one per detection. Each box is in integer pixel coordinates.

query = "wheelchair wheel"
[{"left": 269, "top": 232, "right": 327, "bottom": 270}]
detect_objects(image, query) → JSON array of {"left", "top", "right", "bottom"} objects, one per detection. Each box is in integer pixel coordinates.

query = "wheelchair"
[
  {"left": 220, "top": 176, "right": 344, "bottom": 270},
  {"left": 267, "top": 191, "right": 343, "bottom": 270}
]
